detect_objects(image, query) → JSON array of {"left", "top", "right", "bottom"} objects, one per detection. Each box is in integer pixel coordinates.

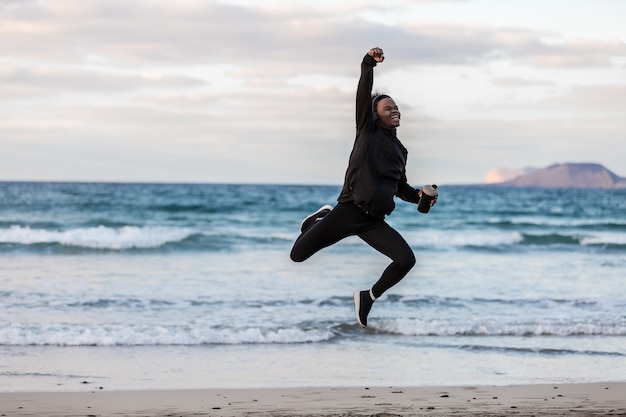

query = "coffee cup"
[{"left": 417, "top": 184, "right": 438, "bottom": 213}]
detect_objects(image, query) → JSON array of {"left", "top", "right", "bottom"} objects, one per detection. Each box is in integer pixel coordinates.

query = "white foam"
[
  {"left": 406, "top": 230, "right": 524, "bottom": 248},
  {"left": 377, "top": 318, "right": 626, "bottom": 337},
  {"left": 0, "top": 225, "right": 193, "bottom": 249},
  {"left": 0, "top": 324, "right": 335, "bottom": 346},
  {"left": 580, "top": 234, "right": 626, "bottom": 246}
]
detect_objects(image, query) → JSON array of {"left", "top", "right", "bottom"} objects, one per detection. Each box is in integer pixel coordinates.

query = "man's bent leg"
[{"left": 289, "top": 203, "right": 359, "bottom": 263}]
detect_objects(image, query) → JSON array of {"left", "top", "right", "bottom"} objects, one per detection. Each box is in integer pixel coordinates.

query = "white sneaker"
[{"left": 300, "top": 204, "right": 333, "bottom": 232}]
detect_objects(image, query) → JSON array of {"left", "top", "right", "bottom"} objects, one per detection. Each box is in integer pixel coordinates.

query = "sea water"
[{"left": 0, "top": 182, "right": 624, "bottom": 392}]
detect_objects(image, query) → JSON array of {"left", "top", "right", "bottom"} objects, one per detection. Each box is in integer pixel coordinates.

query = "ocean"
[{"left": 0, "top": 182, "right": 624, "bottom": 392}]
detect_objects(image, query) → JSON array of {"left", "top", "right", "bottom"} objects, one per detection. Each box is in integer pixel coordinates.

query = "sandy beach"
[{"left": 1, "top": 382, "right": 624, "bottom": 416}]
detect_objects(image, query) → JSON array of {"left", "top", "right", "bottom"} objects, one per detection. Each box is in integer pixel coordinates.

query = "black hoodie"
[{"left": 337, "top": 53, "right": 420, "bottom": 219}]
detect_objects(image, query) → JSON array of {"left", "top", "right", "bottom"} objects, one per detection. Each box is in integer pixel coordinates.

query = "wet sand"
[{"left": 1, "top": 382, "right": 624, "bottom": 416}]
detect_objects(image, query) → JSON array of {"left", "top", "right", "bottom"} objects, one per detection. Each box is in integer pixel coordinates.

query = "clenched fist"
[{"left": 368, "top": 47, "right": 385, "bottom": 63}]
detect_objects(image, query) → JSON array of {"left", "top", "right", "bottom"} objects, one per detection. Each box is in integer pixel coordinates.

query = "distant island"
[{"left": 485, "top": 163, "right": 626, "bottom": 189}]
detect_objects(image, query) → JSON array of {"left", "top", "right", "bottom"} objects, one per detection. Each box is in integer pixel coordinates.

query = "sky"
[{"left": 1, "top": 0, "right": 625, "bottom": 185}]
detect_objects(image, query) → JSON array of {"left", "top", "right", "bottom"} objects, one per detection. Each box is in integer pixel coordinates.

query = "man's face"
[{"left": 375, "top": 97, "right": 401, "bottom": 129}]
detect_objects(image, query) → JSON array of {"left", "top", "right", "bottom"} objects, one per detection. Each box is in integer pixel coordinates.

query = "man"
[{"left": 290, "top": 47, "right": 436, "bottom": 327}]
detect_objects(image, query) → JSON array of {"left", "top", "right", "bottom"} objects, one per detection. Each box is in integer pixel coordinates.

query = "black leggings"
[{"left": 290, "top": 202, "right": 416, "bottom": 298}]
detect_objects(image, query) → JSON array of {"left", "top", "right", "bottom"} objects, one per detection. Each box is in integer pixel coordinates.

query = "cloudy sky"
[{"left": 2, "top": 0, "right": 625, "bottom": 185}]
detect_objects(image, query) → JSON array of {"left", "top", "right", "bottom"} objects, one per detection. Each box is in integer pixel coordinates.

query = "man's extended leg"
[
  {"left": 360, "top": 221, "right": 416, "bottom": 297},
  {"left": 353, "top": 220, "right": 416, "bottom": 327}
]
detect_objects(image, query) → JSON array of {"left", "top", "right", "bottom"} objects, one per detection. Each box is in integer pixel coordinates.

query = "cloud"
[
  {"left": 485, "top": 166, "right": 536, "bottom": 183},
  {"left": 491, "top": 75, "right": 555, "bottom": 87},
  {"left": 523, "top": 38, "right": 626, "bottom": 68},
  {"left": 3, "top": 0, "right": 624, "bottom": 71},
  {"left": 1, "top": 0, "right": 625, "bottom": 183},
  {"left": 539, "top": 84, "right": 626, "bottom": 111},
  {"left": 0, "top": 62, "right": 205, "bottom": 98},
  {"left": 479, "top": 82, "right": 626, "bottom": 116}
]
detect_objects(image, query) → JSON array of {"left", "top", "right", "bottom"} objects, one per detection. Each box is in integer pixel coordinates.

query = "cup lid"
[{"left": 422, "top": 184, "right": 438, "bottom": 197}]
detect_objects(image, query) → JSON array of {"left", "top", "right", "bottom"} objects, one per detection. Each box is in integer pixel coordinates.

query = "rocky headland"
[{"left": 487, "top": 163, "right": 626, "bottom": 188}]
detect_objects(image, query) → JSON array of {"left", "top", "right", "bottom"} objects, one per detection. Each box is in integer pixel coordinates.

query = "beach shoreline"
[{"left": 1, "top": 382, "right": 624, "bottom": 416}]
